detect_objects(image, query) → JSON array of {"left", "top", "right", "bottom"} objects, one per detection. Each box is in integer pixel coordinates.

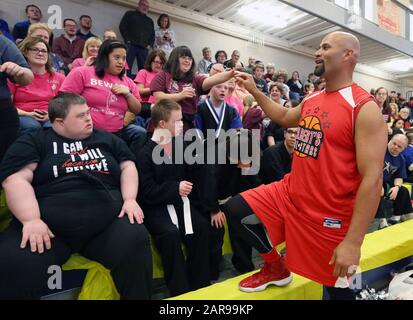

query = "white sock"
[{"left": 379, "top": 218, "right": 388, "bottom": 227}]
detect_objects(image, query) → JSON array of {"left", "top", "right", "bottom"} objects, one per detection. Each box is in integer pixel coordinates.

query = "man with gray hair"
[
  {"left": 197, "top": 47, "right": 213, "bottom": 74},
  {"left": 377, "top": 134, "right": 413, "bottom": 229},
  {"left": 119, "top": 0, "right": 155, "bottom": 75}
]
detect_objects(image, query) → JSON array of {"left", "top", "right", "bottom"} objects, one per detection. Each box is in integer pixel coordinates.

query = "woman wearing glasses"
[
  {"left": 151, "top": 45, "right": 235, "bottom": 132},
  {"left": 126, "top": 49, "right": 167, "bottom": 130},
  {"left": 7, "top": 37, "right": 65, "bottom": 136}
]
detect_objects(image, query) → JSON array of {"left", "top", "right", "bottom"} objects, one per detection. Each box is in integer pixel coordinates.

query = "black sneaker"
[{"left": 387, "top": 218, "right": 401, "bottom": 225}]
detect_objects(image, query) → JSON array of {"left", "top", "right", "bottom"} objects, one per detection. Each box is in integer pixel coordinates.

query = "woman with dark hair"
[
  {"left": 134, "top": 48, "right": 166, "bottom": 105},
  {"left": 375, "top": 87, "right": 391, "bottom": 123},
  {"left": 0, "top": 35, "right": 33, "bottom": 162},
  {"left": 154, "top": 14, "right": 176, "bottom": 57},
  {"left": 286, "top": 71, "right": 304, "bottom": 101},
  {"left": 59, "top": 40, "right": 144, "bottom": 142},
  {"left": 151, "top": 45, "right": 235, "bottom": 132},
  {"left": 125, "top": 48, "right": 167, "bottom": 129},
  {"left": 8, "top": 37, "right": 65, "bottom": 136}
]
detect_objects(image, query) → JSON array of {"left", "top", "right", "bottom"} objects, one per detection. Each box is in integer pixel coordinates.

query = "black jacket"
[
  {"left": 119, "top": 10, "right": 155, "bottom": 47},
  {"left": 260, "top": 142, "right": 292, "bottom": 184}
]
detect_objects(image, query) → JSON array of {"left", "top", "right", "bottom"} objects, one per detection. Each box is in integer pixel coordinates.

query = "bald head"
[
  {"left": 388, "top": 134, "right": 408, "bottom": 156},
  {"left": 324, "top": 31, "right": 360, "bottom": 62}
]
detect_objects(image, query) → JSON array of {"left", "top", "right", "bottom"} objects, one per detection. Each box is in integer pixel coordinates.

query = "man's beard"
[{"left": 314, "top": 62, "right": 325, "bottom": 77}]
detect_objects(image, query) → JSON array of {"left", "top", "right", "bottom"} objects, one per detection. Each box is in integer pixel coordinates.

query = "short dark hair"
[
  {"left": 157, "top": 14, "right": 170, "bottom": 28},
  {"left": 79, "top": 15, "right": 92, "bottom": 20},
  {"left": 164, "top": 46, "right": 196, "bottom": 82},
  {"left": 215, "top": 50, "right": 227, "bottom": 61},
  {"left": 25, "top": 4, "right": 41, "bottom": 14},
  {"left": 63, "top": 18, "right": 77, "bottom": 27},
  {"left": 253, "top": 63, "right": 265, "bottom": 73},
  {"left": 151, "top": 99, "right": 181, "bottom": 128},
  {"left": 94, "top": 40, "right": 127, "bottom": 79},
  {"left": 143, "top": 48, "right": 167, "bottom": 72},
  {"left": 48, "top": 93, "right": 86, "bottom": 123}
]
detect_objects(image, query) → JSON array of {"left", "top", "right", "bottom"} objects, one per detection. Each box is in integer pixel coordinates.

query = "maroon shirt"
[
  {"left": 52, "top": 35, "right": 85, "bottom": 66},
  {"left": 150, "top": 70, "right": 206, "bottom": 116}
]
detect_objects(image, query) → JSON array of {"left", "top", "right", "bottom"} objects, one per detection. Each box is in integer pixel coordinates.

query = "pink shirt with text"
[
  {"left": 8, "top": 72, "right": 65, "bottom": 112},
  {"left": 59, "top": 66, "right": 140, "bottom": 133}
]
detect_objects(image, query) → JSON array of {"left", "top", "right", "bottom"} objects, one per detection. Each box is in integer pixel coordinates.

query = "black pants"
[
  {"left": 221, "top": 203, "right": 254, "bottom": 273},
  {"left": 0, "top": 217, "right": 152, "bottom": 300},
  {"left": 144, "top": 205, "right": 210, "bottom": 297},
  {"left": 0, "top": 103, "right": 19, "bottom": 163},
  {"left": 376, "top": 186, "right": 413, "bottom": 218},
  {"left": 224, "top": 195, "right": 356, "bottom": 300},
  {"left": 126, "top": 44, "right": 148, "bottom": 77},
  {"left": 325, "top": 286, "right": 356, "bottom": 300},
  {"left": 208, "top": 223, "right": 225, "bottom": 281},
  {"left": 223, "top": 195, "right": 272, "bottom": 255}
]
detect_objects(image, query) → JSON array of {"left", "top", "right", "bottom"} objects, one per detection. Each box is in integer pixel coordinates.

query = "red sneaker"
[{"left": 239, "top": 258, "right": 293, "bottom": 292}]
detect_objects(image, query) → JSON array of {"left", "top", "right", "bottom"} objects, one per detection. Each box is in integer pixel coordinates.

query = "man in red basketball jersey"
[{"left": 225, "top": 32, "right": 387, "bottom": 299}]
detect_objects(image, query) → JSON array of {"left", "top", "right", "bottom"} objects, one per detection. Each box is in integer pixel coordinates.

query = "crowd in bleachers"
[{"left": 0, "top": 0, "right": 413, "bottom": 300}]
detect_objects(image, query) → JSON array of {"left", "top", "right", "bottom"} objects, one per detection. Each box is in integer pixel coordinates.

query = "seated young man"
[
  {"left": 0, "top": 93, "right": 152, "bottom": 299},
  {"left": 132, "top": 99, "right": 210, "bottom": 297},
  {"left": 260, "top": 128, "right": 298, "bottom": 184},
  {"left": 377, "top": 134, "right": 413, "bottom": 229}
]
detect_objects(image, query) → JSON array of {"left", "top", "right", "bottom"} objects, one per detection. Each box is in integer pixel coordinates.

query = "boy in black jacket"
[{"left": 132, "top": 99, "right": 210, "bottom": 297}]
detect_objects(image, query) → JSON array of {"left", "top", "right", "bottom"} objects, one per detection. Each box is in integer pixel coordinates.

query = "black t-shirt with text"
[{"left": 0, "top": 128, "right": 135, "bottom": 199}]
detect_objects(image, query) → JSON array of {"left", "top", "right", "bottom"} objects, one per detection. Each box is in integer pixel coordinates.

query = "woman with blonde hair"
[{"left": 71, "top": 37, "right": 102, "bottom": 69}]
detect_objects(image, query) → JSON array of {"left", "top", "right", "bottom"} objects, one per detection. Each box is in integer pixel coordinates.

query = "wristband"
[{"left": 124, "top": 91, "right": 132, "bottom": 99}]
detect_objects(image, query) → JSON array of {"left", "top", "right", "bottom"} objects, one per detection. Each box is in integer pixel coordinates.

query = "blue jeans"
[
  {"left": 289, "top": 91, "right": 301, "bottom": 101},
  {"left": 121, "top": 124, "right": 147, "bottom": 145},
  {"left": 126, "top": 44, "right": 149, "bottom": 77},
  {"left": 19, "top": 116, "right": 52, "bottom": 136}
]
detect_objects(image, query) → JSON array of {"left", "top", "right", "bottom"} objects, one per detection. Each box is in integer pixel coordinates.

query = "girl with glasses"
[{"left": 151, "top": 45, "right": 235, "bottom": 132}]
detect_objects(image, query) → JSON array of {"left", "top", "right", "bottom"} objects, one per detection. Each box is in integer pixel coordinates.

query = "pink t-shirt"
[
  {"left": 59, "top": 66, "right": 141, "bottom": 133},
  {"left": 8, "top": 72, "right": 65, "bottom": 112},
  {"left": 71, "top": 58, "right": 87, "bottom": 69},
  {"left": 134, "top": 69, "right": 157, "bottom": 104},
  {"left": 226, "top": 95, "right": 244, "bottom": 118},
  {"left": 72, "top": 59, "right": 130, "bottom": 70},
  {"left": 150, "top": 70, "right": 207, "bottom": 115}
]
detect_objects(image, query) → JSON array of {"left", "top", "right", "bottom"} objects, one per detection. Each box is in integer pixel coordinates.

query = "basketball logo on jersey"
[{"left": 294, "top": 116, "right": 324, "bottom": 159}]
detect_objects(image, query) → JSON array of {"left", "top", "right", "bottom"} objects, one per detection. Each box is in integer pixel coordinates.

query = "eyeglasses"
[
  {"left": 152, "top": 60, "right": 164, "bottom": 65},
  {"left": 28, "top": 48, "right": 48, "bottom": 55}
]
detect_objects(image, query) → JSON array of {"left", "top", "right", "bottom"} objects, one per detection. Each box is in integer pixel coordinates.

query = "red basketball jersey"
[{"left": 285, "top": 83, "right": 376, "bottom": 232}]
